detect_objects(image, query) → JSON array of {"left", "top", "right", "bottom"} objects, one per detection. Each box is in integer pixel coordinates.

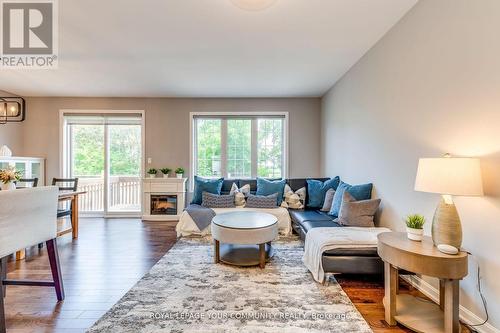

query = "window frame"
[{"left": 189, "top": 112, "right": 289, "bottom": 190}]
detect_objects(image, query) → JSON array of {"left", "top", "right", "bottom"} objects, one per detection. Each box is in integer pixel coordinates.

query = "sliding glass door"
[{"left": 63, "top": 112, "right": 143, "bottom": 217}]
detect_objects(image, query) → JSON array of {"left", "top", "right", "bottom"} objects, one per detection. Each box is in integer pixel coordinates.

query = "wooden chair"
[
  {"left": 0, "top": 187, "right": 64, "bottom": 333},
  {"left": 15, "top": 178, "right": 39, "bottom": 188}
]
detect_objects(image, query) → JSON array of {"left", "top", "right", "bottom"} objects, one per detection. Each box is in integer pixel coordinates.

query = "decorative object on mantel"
[
  {"left": 147, "top": 168, "right": 157, "bottom": 178},
  {"left": 175, "top": 167, "right": 185, "bottom": 179},
  {"left": 0, "top": 166, "right": 21, "bottom": 190},
  {"left": 405, "top": 214, "right": 425, "bottom": 241},
  {"left": 0, "top": 145, "right": 12, "bottom": 157},
  {"left": 160, "top": 167, "right": 171, "bottom": 178},
  {"left": 414, "top": 154, "right": 483, "bottom": 248},
  {"left": 142, "top": 177, "right": 187, "bottom": 221},
  {"left": 0, "top": 96, "right": 26, "bottom": 124}
]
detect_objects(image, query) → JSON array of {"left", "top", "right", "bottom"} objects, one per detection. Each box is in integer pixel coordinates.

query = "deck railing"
[{"left": 77, "top": 176, "right": 141, "bottom": 212}]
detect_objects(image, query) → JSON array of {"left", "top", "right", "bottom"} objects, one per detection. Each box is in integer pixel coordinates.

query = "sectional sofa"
[{"left": 179, "top": 177, "right": 384, "bottom": 275}]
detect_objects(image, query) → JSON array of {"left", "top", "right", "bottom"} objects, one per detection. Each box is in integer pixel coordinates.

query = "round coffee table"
[{"left": 211, "top": 211, "right": 278, "bottom": 268}]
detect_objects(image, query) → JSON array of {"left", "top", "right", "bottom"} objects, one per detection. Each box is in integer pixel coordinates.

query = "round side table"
[{"left": 378, "top": 232, "right": 468, "bottom": 333}]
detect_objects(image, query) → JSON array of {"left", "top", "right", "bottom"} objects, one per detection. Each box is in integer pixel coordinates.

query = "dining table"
[{"left": 15, "top": 190, "right": 86, "bottom": 260}]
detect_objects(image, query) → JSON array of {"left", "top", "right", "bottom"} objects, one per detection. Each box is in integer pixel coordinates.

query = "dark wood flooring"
[{"left": 3, "top": 218, "right": 469, "bottom": 333}]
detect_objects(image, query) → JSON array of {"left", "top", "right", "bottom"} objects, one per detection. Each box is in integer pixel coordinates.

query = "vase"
[
  {"left": 149, "top": 174, "right": 156, "bottom": 178},
  {"left": 163, "top": 174, "right": 169, "bottom": 178},
  {"left": 1, "top": 182, "right": 16, "bottom": 191},
  {"left": 176, "top": 173, "right": 183, "bottom": 179},
  {"left": 406, "top": 227, "right": 423, "bottom": 241}
]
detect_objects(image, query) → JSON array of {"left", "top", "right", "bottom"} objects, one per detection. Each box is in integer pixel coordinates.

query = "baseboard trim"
[{"left": 401, "top": 275, "right": 499, "bottom": 333}]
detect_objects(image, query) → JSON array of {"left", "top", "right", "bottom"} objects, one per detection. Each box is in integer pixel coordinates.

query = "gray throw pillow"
[
  {"left": 336, "top": 192, "right": 381, "bottom": 227},
  {"left": 245, "top": 193, "right": 278, "bottom": 209},
  {"left": 320, "top": 188, "right": 335, "bottom": 212},
  {"left": 201, "top": 192, "right": 235, "bottom": 208}
]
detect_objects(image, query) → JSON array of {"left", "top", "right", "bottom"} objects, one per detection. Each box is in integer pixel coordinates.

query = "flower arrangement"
[{"left": 0, "top": 166, "right": 21, "bottom": 184}]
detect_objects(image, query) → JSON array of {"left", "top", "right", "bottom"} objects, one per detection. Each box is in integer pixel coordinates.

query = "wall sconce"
[{"left": 0, "top": 97, "right": 25, "bottom": 124}]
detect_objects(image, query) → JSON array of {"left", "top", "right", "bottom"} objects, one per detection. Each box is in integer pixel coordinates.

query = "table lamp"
[{"left": 414, "top": 154, "right": 483, "bottom": 248}]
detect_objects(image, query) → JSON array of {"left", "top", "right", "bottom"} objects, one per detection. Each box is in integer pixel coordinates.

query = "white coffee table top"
[{"left": 212, "top": 211, "right": 277, "bottom": 230}]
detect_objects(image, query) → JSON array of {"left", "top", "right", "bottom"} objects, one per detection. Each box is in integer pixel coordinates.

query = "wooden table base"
[{"left": 214, "top": 242, "right": 274, "bottom": 268}]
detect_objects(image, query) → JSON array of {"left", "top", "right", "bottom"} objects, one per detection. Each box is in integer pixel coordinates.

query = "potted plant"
[
  {"left": 147, "top": 168, "right": 158, "bottom": 179},
  {"left": 175, "top": 167, "right": 185, "bottom": 179},
  {"left": 160, "top": 168, "right": 172, "bottom": 178},
  {"left": 0, "top": 166, "right": 21, "bottom": 190},
  {"left": 405, "top": 214, "right": 426, "bottom": 241}
]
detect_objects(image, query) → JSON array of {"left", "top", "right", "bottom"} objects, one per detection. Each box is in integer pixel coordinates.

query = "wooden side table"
[{"left": 378, "top": 232, "right": 468, "bottom": 333}]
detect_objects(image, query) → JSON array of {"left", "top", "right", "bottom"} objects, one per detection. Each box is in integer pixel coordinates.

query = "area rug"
[{"left": 87, "top": 237, "right": 372, "bottom": 333}]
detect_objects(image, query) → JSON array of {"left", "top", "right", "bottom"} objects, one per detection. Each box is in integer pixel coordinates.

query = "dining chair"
[
  {"left": 52, "top": 178, "right": 79, "bottom": 219},
  {"left": 15, "top": 178, "right": 39, "bottom": 188},
  {"left": 0, "top": 187, "right": 64, "bottom": 333}
]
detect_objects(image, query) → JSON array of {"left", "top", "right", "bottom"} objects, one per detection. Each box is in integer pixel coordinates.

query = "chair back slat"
[
  {"left": 15, "top": 178, "right": 39, "bottom": 188},
  {"left": 0, "top": 187, "right": 59, "bottom": 258},
  {"left": 52, "top": 178, "right": 78, "bottom": 192}
]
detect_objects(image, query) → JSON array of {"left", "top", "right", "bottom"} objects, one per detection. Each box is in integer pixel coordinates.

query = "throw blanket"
[
  {"left": 303, "top": 227, "right": 391, "bottom": 283},
  {"left": 185, "top": 204, "right": 216, "bottom": 231}
]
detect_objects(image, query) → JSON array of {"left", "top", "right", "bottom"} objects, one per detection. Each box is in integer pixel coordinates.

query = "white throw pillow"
[
  {"left": 230, "top": 183, "right": 251, "bottom": 207},
  {"left": 281, "top": 184, "right": 306, "bottom": 209}
]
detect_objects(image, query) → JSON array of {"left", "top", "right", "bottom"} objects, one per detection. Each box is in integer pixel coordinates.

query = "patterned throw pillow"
[
  {"left": 229, "top": 183, "right": 251, "bottom": 206},
  {"left": 320, "top": 188, "right": 335, "bottom": 212},
  {"left": 281, "top": 184, "right": 306, "bottom": 209},
  {"left": 201, "top": 192, "right": 235, "bottom": 208},
  {"left": 245, "top": 193, "right": 278, "bottom": 209},
  {"left": 335, "top": 192, "right": 381, "bottom": 227}
]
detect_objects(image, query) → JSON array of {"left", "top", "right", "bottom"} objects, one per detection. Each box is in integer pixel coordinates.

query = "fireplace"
[
  {"left": 142, "top": 177, "right": 187, "bottom": 221},
  {"left": 151, "top": 194, "right": 177, "bottom": 215}
]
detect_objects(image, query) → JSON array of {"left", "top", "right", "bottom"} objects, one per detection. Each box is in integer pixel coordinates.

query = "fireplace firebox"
[{"left": 151, "top": 195, "right": 177, "bottom": 215}]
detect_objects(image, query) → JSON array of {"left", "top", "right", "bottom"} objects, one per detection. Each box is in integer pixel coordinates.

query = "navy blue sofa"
[{"left": 220, "top": 178, "right": 384, "bottom": 275}]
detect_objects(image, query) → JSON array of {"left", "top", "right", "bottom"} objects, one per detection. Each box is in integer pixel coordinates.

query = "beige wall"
[
  {"left": 21, "top": 97, "right": 321, "bottom": 181},
  {"left": 321, "top": 0, "right": 500, "bottom": 329}
]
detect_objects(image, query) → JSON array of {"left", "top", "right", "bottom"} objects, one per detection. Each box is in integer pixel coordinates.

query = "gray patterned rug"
[{"left": 87, "top": 237, "right": 372, "bottom": 333}]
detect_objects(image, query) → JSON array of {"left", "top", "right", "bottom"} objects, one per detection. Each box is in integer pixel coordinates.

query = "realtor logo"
[{"left": 1, "top": 0, "right": 58, "bottom": 68}]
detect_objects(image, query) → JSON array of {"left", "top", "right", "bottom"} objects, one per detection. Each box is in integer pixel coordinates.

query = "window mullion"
[
  {"left": 221, "top": 119, "right": 228, "bottom": 178},
  {"left": 251, "top": 119, "right": 258, "bottom": 178}
]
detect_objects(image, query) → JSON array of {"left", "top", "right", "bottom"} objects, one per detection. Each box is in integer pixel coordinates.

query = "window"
[{"left": 192, "top": 113, "right": 287, "bottom": 180}]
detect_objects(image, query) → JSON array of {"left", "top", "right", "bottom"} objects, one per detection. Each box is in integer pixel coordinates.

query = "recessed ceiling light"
[{"left": 230, "top": 0, "right": 278, "bottom": 11}]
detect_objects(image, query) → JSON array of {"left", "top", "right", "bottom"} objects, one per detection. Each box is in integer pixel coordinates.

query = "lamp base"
[{"left": 432, "top": 196, "right": 462, "bottom": 248}]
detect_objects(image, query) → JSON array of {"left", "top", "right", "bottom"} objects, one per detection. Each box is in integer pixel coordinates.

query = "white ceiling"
[{"left": 1, "top": 0, "right": 417, "bottom": 97}]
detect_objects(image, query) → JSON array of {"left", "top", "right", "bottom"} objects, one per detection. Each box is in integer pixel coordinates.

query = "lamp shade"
[{"left": 414, "top": 157, "right": 483, "bottom": 196}]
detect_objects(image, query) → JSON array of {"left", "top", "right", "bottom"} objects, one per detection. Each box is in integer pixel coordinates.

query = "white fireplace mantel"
[{"left": 142, "top": 177, "right": 187, "bottom": 221}]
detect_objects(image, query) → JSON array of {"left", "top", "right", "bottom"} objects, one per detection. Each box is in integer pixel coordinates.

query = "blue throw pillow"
[
  {"left": 191, "top": 176, "right": 224, "bottom": 205},
  {"left": 329, "top": 181, "right": 373, "bottom": 217},
  {"left": 256, "top": 178, "right": 286, "bottom": 205},
  {"left": 306, "top": 177, "right": 340, "bottom": 208}
]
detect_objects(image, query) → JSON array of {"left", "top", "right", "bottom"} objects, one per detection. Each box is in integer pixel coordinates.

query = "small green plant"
[
  {"left": 147, "top": 168, "right": 158, "bottom": 175},
  {"left": 160, "top": 167, "right": 171, "bottom": 175},
  {"left": 405, "top": 214, "right": 426, "bottom": 229},
  {"left": 175, "top": 167, "right": 185, "bottom": 174}
]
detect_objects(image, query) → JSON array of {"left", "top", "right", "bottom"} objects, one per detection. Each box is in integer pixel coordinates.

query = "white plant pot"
[
  {"left": 148, "top": 174, "right": 156, "bottom": 178},
  {"left": 406, "top": 227, "right": 424, "bottom": 241},
  {"left": 163, "top": 174, "right": 169, "bottom": 178},
  {"left": 176, "top": 173, "right": 183, "bottom": 179},
  {"left": 1, "top": 182, "right": 16, "bottom": 191}
]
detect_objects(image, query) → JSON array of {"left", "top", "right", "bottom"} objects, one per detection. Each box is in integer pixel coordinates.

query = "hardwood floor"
[
  {"left": 4, "top": 218, "right": 177, "bottom": 333},
  {"left": 3, "top": 219, "right": 469, "bottom": 333}
]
